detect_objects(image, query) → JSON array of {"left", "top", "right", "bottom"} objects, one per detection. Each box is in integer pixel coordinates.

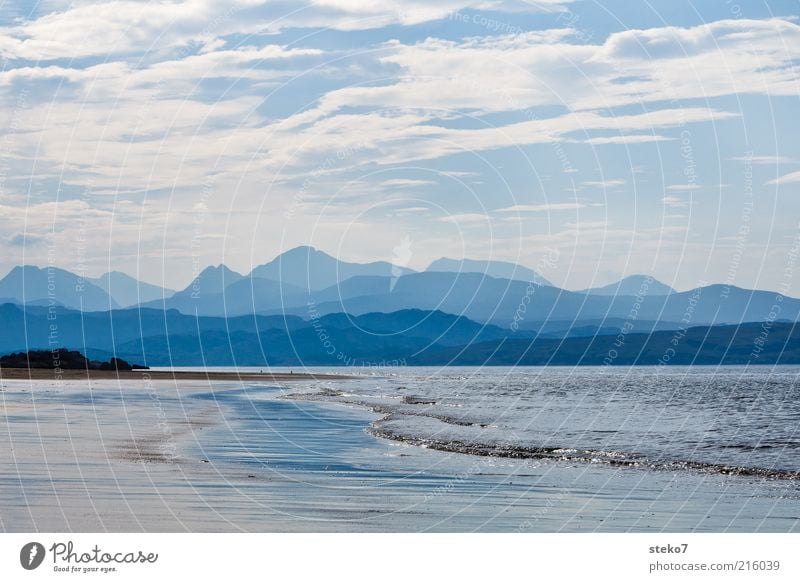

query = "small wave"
[
  {"left": 367, "top": 426, "right": 800, "bottom": 481},
  {"left": 283, "top": 390, "right": 487, "bottom": 427},
  {"left": 286, "top": 385, "right": 800, "bottom": 482},
  {"left": 318, "top": 387, "right": 344, "bottom": 397},
  {"left": 402, "top": 395, "right": 437, "bottom": 405}
]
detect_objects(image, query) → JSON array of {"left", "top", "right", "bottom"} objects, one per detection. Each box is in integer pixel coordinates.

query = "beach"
[
  {"left": 1, "top": 367, "right": 798, "bottom": 532},
  {"left": 0, "top": 368, "right": 348, "bottom": 381}
]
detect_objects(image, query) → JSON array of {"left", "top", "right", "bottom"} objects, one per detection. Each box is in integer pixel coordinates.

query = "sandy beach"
[
  {"left": 2, "top": 366, "right": 799, "bottom": 532},
  {"left": 0, "top": 368, "right": 350, "bottom": 381},
  {"left": 2, "top": 373, "right": 339, "bottom": 532}
]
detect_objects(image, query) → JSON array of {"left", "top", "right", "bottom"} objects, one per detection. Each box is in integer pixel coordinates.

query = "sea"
[{"left": 2, "top": 365, "right": 799, "bottom": 532}]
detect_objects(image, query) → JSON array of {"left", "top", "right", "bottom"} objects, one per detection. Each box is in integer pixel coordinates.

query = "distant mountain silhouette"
[
  {"left": 112, "top": 308, "right": 532, "bottom": 366},
  {"left": 0, "top": 303, "right": 307, "bottom": 355},
  {"left": 2, "top": 303, "right": 798, "bottom": 366},
  {"left": 579, "top": 275, "right": 675, "bottom": 296},
  {"left": 115, "top": 319, "right": 800, "bottom": 367},
  {"left": 303, "top": 271, "right": 522, "bottom": 320},
  {"left": 412, "top": 321, "right": 800, "bottom": 366},
  {"left": 142, "top": 276, "right": 308, "bottom": 316},
  {"left": 250, "top": 245, "right": 414, "bottom": 292},
  {"left": 427, "top": 257, "right": 552, "bottom": 286},
  {"left": 0, "top": 266, "right": 118, "bottom": 311},
  {"left": 140, "top": 264, "right": 245, "bottom": 313},
  {"left": 4, "top": 250, "right": 798, "bottom": 336},
  {"left": 181, "top": 264, "right": 244, "bottom": 298},
  {"left": 521, "top": 318, "right": 684, "bottom": 337},
  {"left": 312, "top": 275, "right": 394, "bottom": 304},
  {"left": 0, "top": 303, "right": 525, "bottom": 366},
  {"left": 319, "top": 309, "right": 513, "bottom": 346},
  {"left": 293, "top": 272, "right": 800, "bottom": 327},
  {"left": 89, "top": 271, "right": 175, "bottom": 308}
]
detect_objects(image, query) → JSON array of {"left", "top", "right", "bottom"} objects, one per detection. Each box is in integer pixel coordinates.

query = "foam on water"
[{"left": 284, "top": 366, "right": 800, "bottom": 482}]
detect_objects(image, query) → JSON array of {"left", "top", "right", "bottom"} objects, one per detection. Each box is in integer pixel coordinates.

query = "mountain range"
[
  {"left": 1, "top": 246, "right": 796, "bottom": 367},
  {"left": 1, "top": 302, "right": 796, "bottom": 367},
  {"left": 427, "top": 257, "right": 553, "bottom": 286},
  {"left": 576, "top": 275, "right": 674, "bottom": 296},
  {"left": 0, "top": 247, "right": 793, "bottom": 332},
  {"left": 0, "top": 266, "right": 119, "bottom": 311},
  {"left": 88, "top": 271, "right": 175, "bottom": 308},
  {"left": 0, "top": 265, "right": 175, "bottom": 311},
  {"left": 251, "top": 245, "right": 415, "bottom": 291}
]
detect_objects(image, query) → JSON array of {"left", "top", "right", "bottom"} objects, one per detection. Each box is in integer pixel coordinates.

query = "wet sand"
[
  {"left": 1, "top": 376, "right": 325, "bottom": 532},
  {"left": 2, "top": 373, "right": 799, "bottom": 532},
  {"left": 0, "top": 370, "right": 800, "bottom": 532}
]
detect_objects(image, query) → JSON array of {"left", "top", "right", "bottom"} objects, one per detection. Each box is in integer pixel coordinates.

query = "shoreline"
[
  {"left": 3, "top": 371, "right": 799, "bottom": 532},
  {"left": 0, "top": 368, "right": 354, "bottom": 381}
]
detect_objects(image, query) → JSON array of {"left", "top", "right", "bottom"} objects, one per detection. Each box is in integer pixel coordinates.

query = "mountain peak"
[
  {"left": 251, "top": 246, "right": 414, "bottom": 291},
  {"left": 580, "top": 275, "right": 675, "bottom": 296},
  {"left": 170, "top": 264, "right": 244, "bottom": 299},
  {"left": 0, "top": 264, "right": 118, "bottom": 311},
  {"left": 199, "top": 264, "right": 242, "bottom": 277},
  {"left": 426, "top": 257, "right": 552, "bottom": 286},
  {"left": 90, "top": 271, "right": 176, "bottom": 308},
  {"left": 283, "top": 245, "right": 318, "bottom": 254},
  {"left": 276, "top": 245, "right": 343, "bottom": 263},
  {"left": 10, "top": 265, "right": 51, "bottom": 275}
]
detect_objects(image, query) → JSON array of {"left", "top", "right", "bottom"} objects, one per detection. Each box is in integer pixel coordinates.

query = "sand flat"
[
  {"left": 0, "top": 368, "right": 351, "bottom": 381},
  {"left": 3, "top": 371, "right": 799, "bottom": 533},
  {"left": 1, "top": 378, "right": 253, "bottom": 531}
]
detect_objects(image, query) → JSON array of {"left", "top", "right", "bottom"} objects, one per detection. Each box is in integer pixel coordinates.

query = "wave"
[
  {"left": 368, "top": 421, "right": 800, "bottom": 481},
  {"left": 284, "top": 387, "right": 800, "bottom": 481},
  {"left": 281, "top": 390, "right": 488, "bottom": 427}
]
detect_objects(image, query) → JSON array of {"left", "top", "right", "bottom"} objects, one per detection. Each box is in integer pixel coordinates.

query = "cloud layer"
[{"left": 0, "top": 2, "right": 798, "bottom": 292}]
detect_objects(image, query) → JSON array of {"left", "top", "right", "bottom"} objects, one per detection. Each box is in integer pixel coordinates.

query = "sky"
[{"left": 0, "top": 0, "right": 799, "bottom": 293}]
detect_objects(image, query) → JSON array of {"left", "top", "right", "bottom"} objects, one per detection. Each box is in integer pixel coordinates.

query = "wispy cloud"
[
  {"left": 579, "top": 135, "right": 672, "bottom": 145},
  {"left": 437, "top": 213, "right": 492, "bottom": 224},
  {"left": 581, "top": 179, "right": 626, "bottom": 188},
  {"left": 378, "top": 179, "right": 438, "bottom": 188},
  {"left": 496, "top": 203, "right": 585, "bottom": 213},
  {"left": 767, "top": 171, "right": 800, "bottom": 185},
  {"left": 662, "top": 196, "right": 692, "bottom": 207},
  {"left": 667, "top": 184, "right": 701, "bottom": 191},
  {"left": 732, "top": 155, "right": 795, "bottom": 164}
]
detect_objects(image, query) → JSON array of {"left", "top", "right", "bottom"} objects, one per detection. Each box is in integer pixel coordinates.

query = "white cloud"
[
  {"left": 662, "top": 196, "right": 692, "bottom": 207},
  {"left": 378, "top": 179, "right": 437, "bottom": 187},
  {"left": 495, "top": 203, "right": 584, "bottom": 212},
  {"left": 667, "top": 184, "right": 701, "bottom": 191},
  {"left": 767, "top": 171, "right": 800, "bottom": 185},
  {"left": 600, "top": 18, "right": 799, "bottom": 61},
  {"left": 0, "top": 0, "right": 217, "bottom": 60},
  {"left": 325, "top": 18, "right": 800, "bottom": 116},
  {"left": 436, "top": 170, "right": 481, "bottom": 178},
  {"left": 0, "top": 13, "right": 773, "bottom": 201},
  {"left": 391, "top": 206, "right": 430, "bottom": 214},
  {"left": 0, "top": 0, "right": 572, "bottom": 61},
  {"left": 732, "top": 155, "right": 795, "bottom": 164},
  {"left": 438, "top": 212, "right": 491, "bottom": 223},
  {"left": 581, "top": 179, "right": 626, "bottom": 188},
  {"left": 1, "top": 8, "right": 797, "bottom": 289},
  {"left": 579, "top": 135, "right": 671, "bottom": 145}
]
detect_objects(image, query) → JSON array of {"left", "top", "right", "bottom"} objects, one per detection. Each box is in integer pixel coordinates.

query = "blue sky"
[{"left": 0, "top": 0, "right": 799, "bottom": 293}]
